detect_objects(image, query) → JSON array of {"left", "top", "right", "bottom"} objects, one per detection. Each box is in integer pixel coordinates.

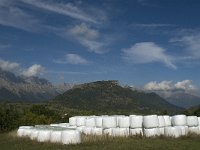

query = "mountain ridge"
[
  {"left": 0, "top": 69, "right": 73, "bottom": 101},
  {"left": 53, "top": 80, "right": 183, "bottom": 114}
]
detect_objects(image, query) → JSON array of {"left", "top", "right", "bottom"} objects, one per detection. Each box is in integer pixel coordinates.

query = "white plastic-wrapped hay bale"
[
  {"left": 76, "top": 116, "right": 86, "bottom": 127},
  {"left": 198, "top": 117, "right": 200, "bottom": 125},
  {"left": 158, "top": 116, "right": 165, "bottom": 127},
  {"left": 17, "top": 126, "right": 32, "bottom": 137},
  {"left": 30, "top": 128, "right": 39, "bottom": 140},
  {"left": 187, "top": 116, "right": 198, "bottom": 127},
  {"left": 171, "top": 115, "right": 187, "bottom": 126},
  {"left": 69, "top": 117, "right": 77, "bottom": 126},
  {"left": 68, "top": 126, "right": 77, "bottom": 129},
  {"left": 115, "top": 115, "right": 125, "bottom": 127},
  {"left": 175, "top": 126, "right": 188, "bottom": 136},
  {"left": 164, "top": 127, "right": 182, "bottom": 138},
  {"left": 163, "top": 116, "right": 171, "bottom": 126},
  {"left": 91, "top": 128, "right": 103, "bottom": 135},
  {"left": 76, "top": 126, "right": 85, "bottom": 132},
  {"left": 37, "top": 129, "right": 51, "bottom": 142},
  {"left": 159, "top": 127, "right": 165, "bottom": 135},
  {"left": 17, "top": 128, "right": 24, "bottom": 137},
  {"left": 112, "top": 128, "right": 129, "bottom": 137},
  {"left": 58, "top": 123, "right": 70, "bottom": 127},
  {"left": 188, "top": 127, "right": 200, "bottom": 134},
  {"left": 102, "top": 116, "right": 117, "bottom": 128},
  {"left": 50, "top": 130, "right": 62, "bottom": 143},
  {"left": 143, "top": 115, "right": 159, "bottom": 129},
  {"left": 23, "top": 127, "right": 34, "bottom": 137},
  {"left": 130, "top": 115, "right": 143, "bottom": 128},
  {"left": 95, "top": 117, "right": 103, "bottom": 128},
  {"left": 144, "top": 128, "right": 160, "bottom": 137},
  {"left": 129, "top": 128, "right": 143, "bottom": 136},
  {"left": 85, "top": 117, "right": 96, "bottom": 127},
  {"left": 103, "top": 128, "right": 112, "bottom": 136},
  {"left": 83, "top": 127, "right": 93, "bottom": 135},
  {"left": 118, "top": 116, "right": 130, "bottom": 128},
  {"left": 50, "top": 124, "right": 59, "bottom": 127},
  {"left": 61, "top": 130, "right": 81, "bottom": 145}
]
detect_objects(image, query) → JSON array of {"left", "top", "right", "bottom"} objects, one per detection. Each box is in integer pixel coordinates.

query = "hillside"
[
  {"left": 53, "top": 80, "right": 183, "bottom": 114},
  {"left": 0, "top": 69, "right": 72, "bottom": 102},
  {"left": 166, "top": 93, "right": 200, "bottom": 109}
]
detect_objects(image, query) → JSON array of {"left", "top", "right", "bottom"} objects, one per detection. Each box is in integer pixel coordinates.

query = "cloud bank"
[
  {"left": 22, "top": 64, "right": 45, "bottom": 77},
  {"left": 0, "top": 59, "right": 20, "bottom": 72},
  {"left": 144, "top": 80, "right": 197, "bottom": 92},
  {"left": 0, "top": 58, "right": 45, "bottom": 77}
]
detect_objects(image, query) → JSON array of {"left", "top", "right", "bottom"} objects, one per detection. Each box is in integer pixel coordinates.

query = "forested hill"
[{"left": 53, "top": 80, "right": 183, "bottom": 114}]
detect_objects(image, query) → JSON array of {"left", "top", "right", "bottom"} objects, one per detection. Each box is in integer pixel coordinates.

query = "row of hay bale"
[
  {"left": 17, "top": 125, "right": 81, "bottom": 145},
  {"left": 17, "top": 114, "right": 200, "bottom": 145},
  {"left": 68, "top": 115, "right": 200, "bottom": 138}
]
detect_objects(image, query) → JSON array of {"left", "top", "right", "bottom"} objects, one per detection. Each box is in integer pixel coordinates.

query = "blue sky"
[{"left": 0, "top": 0, "right": 200, "bottom": 92}]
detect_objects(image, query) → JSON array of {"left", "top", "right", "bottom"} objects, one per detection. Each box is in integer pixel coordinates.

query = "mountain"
[
  {"left": 165, "top": 92, "right": 200, "bottom": 109},
  {"left": 0, "top": 69, "right": 72, "bottom": 101},
  {"left": 151, "top": 90, "right": 200, "bottom": 109},
  {"left": 53, "top": 80, "right": 183, "bottom": 114}
]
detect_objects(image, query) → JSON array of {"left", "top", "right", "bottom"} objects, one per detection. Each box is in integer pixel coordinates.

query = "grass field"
[{"left": 1, "top": 131, "right": 200, "bottom": 150}]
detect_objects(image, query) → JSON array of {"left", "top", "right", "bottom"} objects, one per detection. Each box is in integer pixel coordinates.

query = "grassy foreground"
[{"left": 1, "top": 131, "right": 200, "bottom": 150}]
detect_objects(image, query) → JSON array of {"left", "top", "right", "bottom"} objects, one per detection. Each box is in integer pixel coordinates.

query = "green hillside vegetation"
[
  {"left": 184, "top": 105, "right": 200, "bottom": 116},
  {"left": 53, "top": 80, "right": 183, "bottom": 114},
  {"left": 0, "top": 102, "right": 99, "bottom": 132}
]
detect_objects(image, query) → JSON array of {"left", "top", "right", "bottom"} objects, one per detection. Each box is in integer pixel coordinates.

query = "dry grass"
[{"left": 1, "top": 131, "right": 200, "bottom": 150}]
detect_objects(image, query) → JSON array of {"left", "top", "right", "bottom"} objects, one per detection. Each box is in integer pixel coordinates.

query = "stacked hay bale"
[
  {"left": 17, "top": 114, "right": 200, "bottom": 145},
  {"left": 84, "top": 117, "right": 96, "bottom": 135},
  {"left": 158, "top": 116, "right": 166, "bottom": 135},
  {"left": 102, "top": 116, "right": 117, "bottom": 136},
  {"left": 17, "top": 125, "right": 81, "bottom": 145},
  {"left": 112, "top": 116, "right": 129, "bottom": 137},
  {"left": 187, "top": 116, "right": 199, "bottom": 134},
  {"left": 61, "top": 129, "right": 81, "bottom": 145},
  {"left": 143, "top": 115, "right": 160, "bottom": 137},
  {"left": 166, "top": 115, "right": 187, "bottom": 138},
  {"left": 76, "top": 116, "right": 86, "bottom": 133},
  {"left": 129, "top": 115, "right": 143, "bottom": 136},
  {"left": 93, "top": 116, "right": 104, "bottom": 135},
  {"left": 37, "top": 127, "right": 52, "bottom": 142},
  {"left": 17, "top": 126, "right": 33, "bottom": 137},
  {"left": 198, "top": 117, "right": 200, "bottom": 131}
]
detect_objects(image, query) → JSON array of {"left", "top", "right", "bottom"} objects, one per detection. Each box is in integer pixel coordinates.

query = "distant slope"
[
  {"left": 53, "top": 80, "right": 183, "bottom": 114},
  {"left": 166, "top": 93, "right": 200, "bottom": 109},
  {"left": 0, "top": 69, "right": 72, "bottom": 102}
]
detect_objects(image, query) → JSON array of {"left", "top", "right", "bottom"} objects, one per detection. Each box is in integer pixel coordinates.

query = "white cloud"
[
  {"left": 65, "top": 54, "right": 89, "bottom": 65},
  {"left": 171, "top": 33, "right": 200, "bottom": 58},
  {"left": 0, "top": 59, "right": 20, "bottom": 72},
  {"left": 144, "top": 81, "right": 173, "bottom": 91},
  {"left": 69, "top": 23, "right": 99, "bottom": 40},
  {"left": 22, "top": 64, "right": 45, "bottom": 77},
  {"left": 79, "top": 39, "right": 104, "bottom": 54},
  {"left": 54, "top": 54, "right": 89, "bottom": 65},
  {"left": 144, "top": 80, "right": 197, "bottom": 92},
  {"left": 0, "top": 1, "right": 41, "bottom": 32},
  {"left": 69, "top": 23, "right": 106, "bottom": 54},
  {"left": 20, "top": 0, "right": 97, "bottom": 24},
  {"left": 175, "top": 80, "right": 196, "bottom": 91},
  {"left": 122, "top": 42, "right": 176, "bottom": 69}
]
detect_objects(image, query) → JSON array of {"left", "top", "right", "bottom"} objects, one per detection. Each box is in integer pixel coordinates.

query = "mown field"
[{"left": 1, "top": 131, "right": 200, "bottom": 150}]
